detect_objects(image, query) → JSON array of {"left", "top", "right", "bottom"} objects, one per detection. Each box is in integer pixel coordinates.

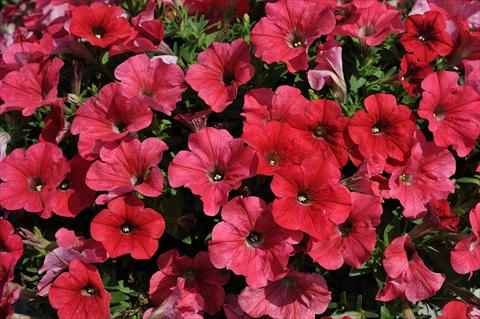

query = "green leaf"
[
  {"left": 455, "top": 177, "right": 480, "bottom": 185},
  {"left": 380, "top": 306, "right": 393, "bottom": 319}
]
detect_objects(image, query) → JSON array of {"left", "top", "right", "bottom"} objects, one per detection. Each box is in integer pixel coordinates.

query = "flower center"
[
  {"left": 92, "top": 26, "right": 106, "bottom": 39},
  {"left": 433, "top": 107, "right": 446, "bottom": 121},
  {"left": 209, "top": 168, "right": 225, "bottom": 183},
  {"left": 287, "top": 30, "right": 305, "bottom": 48},
  {"left": 418, "top": 35, "right": 426, "bottom": 42},
  {"left": 130, "top": 168, "right": 151, "bottom": 186},
  {"left": 312, "top": 126, "right": 327, "bottom": 138},
  {"left": 405, "top": 245, "right": 416, "bottom": 261},
  {"left": 181, "top": 270, "right": 196, "bottom": 281},
  {"left": 296, "top": 190, "right": 311, "bottom": 205},
  {"left": 30, "top": 176, "right": 45, "bottom": 192},
  {"left": 265, "top": 151, "right": 280, "bottom": 166},
  {"left": 359, "top": 24, "right": 376, "bottom": 36},
  {"left": 121, "top": 224, "right": 133, "bottom": 234},
  {"left": 339, "top": 220, "right": 352, "bottom": 237},
  {"left": 59, "top": 180, "right": 70, "bottom": 191},
  {"left": 82, "top": 285, "right": 98, "bottom": 296},
  {"left": 222, "top": 71, "right": 235, "bottom": 86},
  {"left": 399, "top": 173, "right": 413, "bottom": 184},
  {"left": 246, "top": 231, "right": 263, "bottom": 248},
  {"left": 281, "top": 276, "right": 296, "bottom": 288},
  {"left": 112, "top": 120, "right": 127, "bottom": 134}
]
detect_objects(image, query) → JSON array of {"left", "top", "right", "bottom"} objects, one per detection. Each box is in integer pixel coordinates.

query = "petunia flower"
[
  {"left": 464, "top": 59, "right": 480, "bottom": 92},
  {"left": 343, "top": 153, "right": 389, "bottom": 198},
  {"left": 168, "top": 127, "right": 256, "bottom": 216},
  {"left": 347, "top": 93, "right": 417, "bottom": 163},
  {"left": 401, "top": 11, "right": 453, "bottom": 62},
  {"left": 251, "top": 0, "right": 335, "bottom": 73},
  {"left": 438, "top": 300, "right": 480, "bottom": 319},
  {"left": 0, "top": 219, "right": 23, "bottom": 263},
  {"left": 71, "top": 82, "right": 153, "bottom": 160},
  {"left": 86, "top": 137, "right": 168, "bottom": 204},
  {"left": 185, "top": 39, "right": 254, "bottom": 113},
  {"left": 399, "top": 53, "right": 433, "bottom": 96},
  {"left": 0, "top": 58, "right": 63, "bottom": 116},
  {"left": 69, "top": 2, "right": 131, "bottom": 48},
  {"left": 376, "top": 235, "right": 445, "bottom": 302},
  {"left": 450, "top": 203, "right": 480, "bottom": 276},
  {"left": 447, "top": 19, "right": 480, "bottom": 67},
  {"left": 39, "top": 100, "right": 70, "bottom": 145},
  {"left": 49, "top": 260, "right": 111, "bottom": 319},
  {"left": 271, "top": 156, "right": 351, "bottom": 240},
  {"left": 114, "top": 54, "right": 186, "bottom": 115},
  {"left": 418, "top": 71, "right": 480, "bottom": 157},
  {"left": 90, "top": 195, "right": 165, "bottom": 260},
  {"left": 183, "top": 0, "right": 249, "bottom": 23},
  {"left": 223, "top": 294, "right": 252, "bottom": 319},
  {"left": 0, "top": 142, "right": 69, "bottom": 217},
  {"left": 308, "top": 192, "right": 382, "bottom": 270},
  {"left": 237, "top": 268, "right": 331, "bottom": 319},
  {"left": 208, "top": 196, "right": 303, "bottom": 288},
  {"left": 173, "top": 109, "right": 212, "bottom": 132},
  {"left": 0, "top": 281, "right": 20, "bottom": 319},
  {"left": 148, "top": 249, "right": 229, "bottom": 315}
]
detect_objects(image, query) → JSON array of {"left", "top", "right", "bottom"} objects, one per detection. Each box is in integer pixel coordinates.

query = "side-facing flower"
[
  {"left": 399, "top": 53, "right": 433, "bottom": 96},
  {"left": 0, "top": 219, "right": 23, "bottom": 263}
]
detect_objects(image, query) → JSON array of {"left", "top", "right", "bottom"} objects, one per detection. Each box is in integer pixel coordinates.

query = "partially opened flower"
[
  {"left": 418, "top": 71, "right": 480, "bottom": 157},
  {"left": 399, "top": 53, "right": 433, "bottom": 96},
  {"left": 49, "top": 260, "right": 111, "bottom": 319},
  {"left": 168, "top": 127, "right": 256, "bottom": 216},
  {"left": 114, "top": 54, "right": 186, "bottom": 115},
  {"left": 91, "top": 195, "right": 165, "bottom": 260},
  {"left": 86, "top": 137, "right": 168, "bottom": 204},
  {"left": 423, "top": 199, "right": 459, "bottom": 232},
  {"left": 0, "top": 282, "right": 20, "bottom": 319},
  {"left": 209, "top": 196, "right": 303, "bottom": 288},
  {"left": 173, "top": 109, "right": 212, "bottom": 132},
  {"left": 438, "top": 300, "right": 480, "bottom": 319},
  {"left": 0, "top": 142, "right": 69, "bottom": 217},
  {"left": 39, "top": 100, "right": 69, "bottom": 145},
  {"left": 376, "top": 235, "right": 445, "bottom": 302},
  {"left": 251, "top": 0, "right": 335, "bottom": 72},
  {"left": 69, "top": 3, "right": 131, "bottom": 48},
  {"left": 238, "top": 268, "right": 331, "bottom": 319},
  {"left": 0, "top": 219, "right": 23, "bottom": 263},
  {"left": 271, "top": 156, "right": 351, "bottom": 240},
  {"left": 344, "top": 153, "right": 389, "bottom": 198}
]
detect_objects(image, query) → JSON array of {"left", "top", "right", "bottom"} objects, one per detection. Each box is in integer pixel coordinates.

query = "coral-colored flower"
[
  {"left": 308, "top": 192, "right": 382, "bottom": 270},
  {"left": 49, "top": 260, "right": 111, "bottom": 319},
  {"left": 185, "top": 39, "right": 254, "bottom": 113},
  {"left": 347, "top": 93, "right": 416, "bottom": 163},
  {"left": 418, "top": 71, "right": 480, "bottom": 157},
  {"left": 71, "top": 82, "right": 153, "bottom": 160},
  {"left": 450, "top": 203, "right": 480, "bottom": 276},
  {"left": 114, "top": 54, "right": 186, "bottom": 115},
  {"left": 376, "top": 235, "right": 445, "bottom": 302},
  {"left": 86, "top": 137, "right": 168, "bottom": 204},
  {"left": 251, "top": 0, "right": 335, "bottom": 73},
  {"left": 241, "top": 85, "right": 308, "bottom": 131},
  {"left": 344, "top": 153, "right": 389, "bottom": 198},
  {"left": 438, "top": 300, "right": 480, "bottom": 319},
  {"left": 91, "top": 195, "right": 165, "bottom": 260},
  {"left": 0, "top": 58, "right": 63, "bottom": 116},
  {"left": 464, "top": 59, "right": 480, "bottom": 92},
  {"left": 447, "top": 19, "right": 480, "bottom": 67},
  {"left": 295, "top": 99, "right": 349, "bottom": 168},
  {"left": 149, "top": 250, "right": 229, "bottom": 315},
  {"left": 401, "top": 11, "right": 453, "bottom": 62},
  {"left": 242, "top": 121, "right": 310, "bottom": 176},
  {"left": 0, "top": 219, "right": 23, "bottom": 263},
  {"left": 424, "top": 199, "right": 459, "bottom": 232},
  {"left": 399, "top": 53, "right": 433, "bottom": 97},
  {"left": 238, "top": 268, "right": 331, "bottom": 319},
  {"left": 209, "top": 196, "right": 303, "bottom": 287},
  {"left": 168, "top": 127, "right": 256, "bottom": 216},
  {"left": 336, "top": 2, "right": 403, "bottom": 46},
  {"left": 389, "top": 133, "right": 455, "bottom": 219},
  {"left": 271, "top": 156, "right": 351, "bottom": 240},
  {"left": 183, "top": 0, "right": 249, "bottom": 23},
  {"left": 0, "top": 142, "right": 69, "bottom": 217},
  {"left": 69, "top": 3, "right": 131, "bottom": 48}
]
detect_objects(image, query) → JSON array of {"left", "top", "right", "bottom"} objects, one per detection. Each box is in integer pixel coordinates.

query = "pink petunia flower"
[
  {"left": 148, "top": 249, "right": 229, "bottom": 315},
  {"left": 86, "top": 137, "right": 168, "bottom": 204},
  {"left": 49, "top": 260, "right": 111, "bottom": 319},
  {"left": 114, "top": 54, "right": 186, "bottom": 115},
  {"left": 185, "top": 39, "right": 254, "bottom": 113},
  {"left": 376, "top": 235, "right": 445, "bottom": 302},
  {"left": 0, "top": 281, "right": 20, "bottom": 319},
  {"left": 183, "top": 0, "right": 249, "bottom": 23},
  {"left": 271, "top": 156, "right": 351, "bottom": 240},
  {"left": 438, "top": 300, "right": 480, "bottom": 319},
  {"left": 238, "top": 268, "right": 331, "bottom": 319},
  {"left": 0, "top": 142, "right": 69, "bottom": 217},
  {"left": 208, "top": 196, "right": 303, "bottom": 288},
  {"left": 464, "top": 59, "right": 480, "bottom": 92},
  {"left": 168, "top": 127, "right": 256, "bottom": 216},
  {"left": 418, "top": 71, "right": 480, "bottom": 157},
  {"left": 251, "top": 0, "right": 335, "bottom": 73},
  {"left": 90, "top": 195, "right": 165, "bottom": 260}
]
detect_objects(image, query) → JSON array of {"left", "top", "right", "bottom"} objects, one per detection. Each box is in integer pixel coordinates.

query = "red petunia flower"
[
  {"left": 86, "top": 137, "right": 167, "bottom": 204},
  {"left": 69, "top": 3, "right": 131, "bottom": 48},
  {"left": 271, "top": 156, "right": 351, "bottom": 240},
  {"left": 0, "top": 281, "right": 20, "bottom": 319},
  {"left": 423, "top": 199, "right": 459, "bottom": 232},
  {"left": 49, "top": 260, "right": 111, "bottom": 319},
  {"left": 347, "top": 93, "right": 416, "bottom": 163},
  {"left": 71, "top": 82, "right": 153, "bottom": 160},
  {"left": 0, "top": 142, "right": 69, "bottom": 217},
  {"left": 114, "top": 54, "right": 186, "bottom": 115},
  {"left": 294, "top": 99, "right": 349, "bottom": 168},
  {"left": 251, "top": 0, "right": 335, "bottom": 73},
  {"left": 389, "top": 133, "right": 455, "bottom": 220},
  {"left": 418, "top": 71, "right": 480, "bottom": 157},
  {"left": 308, "top": 192, "right": 382, "bottom": 270},
  {"left": 447, "top": 19, "right": 480, "bottom": 67},
  {"left": 376, "top": 235, "right": 445, "bottom": 302},
  {"left": 39, "top": 100, "right": 69, "bottom": 145},
  {"left": 438, "top": 300, "right": 480, "bottom": 319},
  {"left": 238, "top": 268, "right": 331, "bottom": 319},
  {"left": 185, "top": 39, "right": 254, "bottom": 113},
  {"left": 0, "top": 219, "right": 23, "bottom": 263},
  {"left": 173, "top": 109, "right": 212, "bottom": 133},
  {"left": 399, "top": 53, "right": 433, "bottom": 97},
  {"left": 336, "top": 2, "right": 403, "bottom": 46},
  {"left": 241, "top": 85, "right": 308, "bottom": 131},
  {"left": 464, "top": 59, "right": 480, "bottom": 92},
  {"left": 168, "top": 127, "right": 256, "bottom": 216},
  {"left": 90, "top": 195, "right": 165, "bottom": 260},
  {"left": 242, "top": 121, "right": 310, "bottom": 176},
  {"left": 450, "top": 203, "right": 480, "bottom": 276},
  {"left": 344, "top": 153, "right": 389, "bottom": 198},
  {"left": 0, "top": 58, "right": 63, "bottom": 116},
  {"left": 183, "top": 0, "right": 249, "bottom": 23},
  {"left": 208, "top": 196, "right": 303, "bottom": 288},
  {"left": 149, "top": 249, "right": 229, "bottom": 315},
  {"left": 401, "top": 11, "right": 453, "bottom": 62}
]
